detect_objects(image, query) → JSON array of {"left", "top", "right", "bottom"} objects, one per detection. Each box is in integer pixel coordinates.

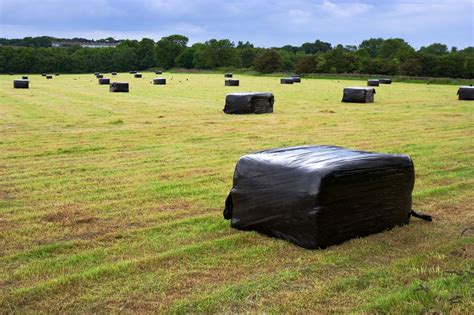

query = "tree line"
[{"left": 0, "top": 35, "right": 472, "bottom": 78}]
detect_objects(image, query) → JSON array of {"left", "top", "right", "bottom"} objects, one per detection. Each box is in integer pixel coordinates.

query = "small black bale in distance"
[
  {"left": 134, "top": 73, "right": 142, "bottom": 78},
  {"left": 225, "top": 79, "right": 239, "bottom": 86},
  {"left": 22, "top": 75, "right": 28, "bottom": 80},
  {"left": 46, "top": 75, "right": 53, "bottom": 79},
  {"left": 342, "top": 87, "right": 376, "bottom": 103},
  {"left": 98, "top": 78, "right": 110, "bottom": 85},
  {"left": 281, "top": 78, "right": 294, "bottom": 84},
  {"left": 223, "top": 145, "right": 416, "bottom": 249},
  {"left": 457, "top": 86, "right": 474, "bottom": 100},
  {"left": 379, "top": 78, "right": 392, "bottom": 84},
  {"left": 111, "top": 72, "right": 117, "bottom": 75},
  {"left": 41, "top": 73, "right": 46, "bottom": 77},
  {"left": 224, "top": 73, "right": 233, "bottom": 78},
  {"left": 13, "top": 79, "right": 29, "bottom": 89},
  {"left": 155, "top": 70, "right": 162, "bottom": 74},
  {"left": 291, "top": 75, "right": 301, "bottom": 83},
  {"left": 367, "top": 79, "right": 379, "bottom": 86},
  {"left": 224, "top": 92, "right": 274, "bottom": 114},
  {"left": 153, "top": 78, "right": 166, "bottom": 85},
  {"left": 129, "top": 70, "right": 137, "bottom": 74},
  {"left": 96, "top": 74, "right": 104, "bottom": 79},
  {"left": 55, "top": 73, "right": 60, "bottom": 76},
  {"left": 110, "top": 82, "right": 129, "bottom": 93}
]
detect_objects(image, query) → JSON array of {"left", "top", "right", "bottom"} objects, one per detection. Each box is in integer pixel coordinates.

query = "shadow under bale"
[
  {"left": 223, "top": 92, "right": 274, "bottom": 114},
  {"left": 153, "top": 78, "right": 166, "bottom": 85},
  {"left": 13, "top": 79, "right": 29, "bottom": 89},
  {"left": 342, "top": 87, "right": 376, "bottom": 103},
  {"left": 223, "top": 145, "right": 430, "bottom": 249},
  {"left": 225, "top": 79, "right": 239, "bottom": 86},
  {"left": 110, "top": 82, "right": 129, "bottom": 93}
]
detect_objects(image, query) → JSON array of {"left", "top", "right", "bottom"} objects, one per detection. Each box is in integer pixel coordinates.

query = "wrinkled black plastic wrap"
[
  {"left": 281, "top": 78, "right": 294, "bottom": 84},
  {"left": 110, "top": 82, "right": 129, "bottom": 92},
  {"left": 225, "top": 79, "right": 239, "bottom": 86},
  {"left": 223, "top": 145, "right": 415, "bottom": 249},
  {"left": 367, "top": 79, "right": 379, "bottom": 87},
  {"left": 13, "top": 80, "right": 29, "bottom": 89},
  {"left": 342, "top": 87, "right": 375, "bottom": 103},
  {"left": 224, "top": 92, "right": 274, "bottom": 114},
  {"left": 98, "top": 78, "right": 110, "bottom": 85},
  {"left": 379, "top": 78, "right": 392, "bottom": 84},
  {"left": 457, "top": 86, "right": 474, "bottom": 100},
  {"left": 153, "top": 78, "right": 166, "bottom": 85}
]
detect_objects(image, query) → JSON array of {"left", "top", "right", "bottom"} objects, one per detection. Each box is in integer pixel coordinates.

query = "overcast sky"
[{"left": 0, "top": 0, "right": 473, "bottom": 48}]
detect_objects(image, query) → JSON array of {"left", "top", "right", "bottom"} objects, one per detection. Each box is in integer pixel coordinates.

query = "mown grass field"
[{"left": 0, "top": 72, "right": 473, "bottom": 313}]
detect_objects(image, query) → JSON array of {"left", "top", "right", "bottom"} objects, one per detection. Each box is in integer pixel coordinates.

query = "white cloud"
[{"left": 318, "top": 0, "right": 373, "bottom": 18}]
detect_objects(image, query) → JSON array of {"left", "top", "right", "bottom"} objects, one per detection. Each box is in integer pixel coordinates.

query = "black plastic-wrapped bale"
[
  {"left": 223, "top": 92, "right": 274, "bottom": 114},
  {"left": 134, "top": 73, "right": 142, "bottom": 78},
  {"left": 111, "top": 72, "right": 117, "bottom": 75},
  {"left": 129, "top": 70, "right": 137, "bottom": 74},
  {"left": 291, "top": 76, "right": 301, "bottom": 83},
  {"left": 46, "top": 75, "right": 53, "bottom": 79},
  {"left": 55, "top": 73, "right": 60, "bottom": 76},
  {"left": 225, "top": 79, "right": 239, "bottom": 86},
  {"left": 110, "top": 82, "right": 129, "bottom": 93},
  {"left": 153, "top": 78, "right": 166, "bottom": 85},
  {"left": 281, "top": 78, "right": 294, "bottom": 84},
  {"left": 223, "top": 145, "right": 416, "bottom": 249},
  {"left": 155, "top": 70, "right": 162, "bottom": 74},
  {"left": 457, "top": 86, "right": 474, "bottom": 100},
  {"left": 224, "top": 73, "right": 233, "bottom": 78},
  {"left": 13, "top": 79, "right": 29, "bottom": 89},
  {"left": 22, "top": 75, "right": 28, "bottom": 80},
  {"left": 41, "top": 73, "right": 46, "bottom": 77},
  {"left": 367, "top": 79, "right": 379, "bottom": 86},
  {"left": 96, "top": 74, "right": 104, "bottom": 79},
  {"left": 342, "top": 87, "right": 376, "bottom": 103},
  {"left": 379, "top": 78, "right": 392, "bottom": 84},
  {"left": 99, "top": 78, "right": 110, "bottom": 85}
]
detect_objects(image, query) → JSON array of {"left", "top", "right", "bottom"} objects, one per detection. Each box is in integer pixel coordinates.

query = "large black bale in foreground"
[
  {"left": 223, "top": 92, "right": 274, "bottom": 114},
  {"left": 110, "top": 82, "right": 129, "bottom": 93},
  {"left": 13, "top": 79, "right": 29, "bottom": 89},
  {"left": 457, "top": 86, "right": 474, "bottom": 100},
  {"left": 223, "top": 145, "right": 417, "bottom": 249},
  {"left": 342, "top": 87, "right": 376, "bottom": 103}
]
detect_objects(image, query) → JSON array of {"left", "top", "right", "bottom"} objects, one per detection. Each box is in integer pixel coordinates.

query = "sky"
[{"left": 0, "top": 0, "right": 473, "bottom": 49}]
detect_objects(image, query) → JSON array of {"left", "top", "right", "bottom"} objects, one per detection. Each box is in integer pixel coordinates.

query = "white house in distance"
[{"left": 52, "top": 41, "right": 120, "bottom": 48}]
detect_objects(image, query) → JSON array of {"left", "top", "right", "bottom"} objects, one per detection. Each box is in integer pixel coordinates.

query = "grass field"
[{"left": 0, "top": 72, "right": 473, "bottom": 313}]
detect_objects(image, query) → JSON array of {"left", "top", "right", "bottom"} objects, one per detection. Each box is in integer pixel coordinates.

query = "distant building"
[{"left": 52, "top": 41, "right": 120, "bottom": 48}]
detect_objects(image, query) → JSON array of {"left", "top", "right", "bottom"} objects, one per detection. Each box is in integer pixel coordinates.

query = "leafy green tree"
[
  {"left": 419, "top": 43, "right": 449, "bottom": 55},
  {"left": 137, "top": 38, "right": 156, "bottom": 69},
  {"left": 253, "top": 49, "right": 282, "bottom": 73},
  {"left": 155, "top": 35, "right": 188, "bottom": 69}
]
